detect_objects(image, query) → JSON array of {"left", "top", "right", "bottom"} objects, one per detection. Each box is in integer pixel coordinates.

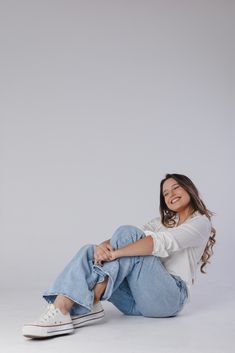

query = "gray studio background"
[{"left": 0, "top": 0, "right": 234, "bottom": 295}]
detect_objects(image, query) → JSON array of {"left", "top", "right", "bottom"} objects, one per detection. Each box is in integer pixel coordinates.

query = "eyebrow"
[{"left": 163, "top": 183, "right": 179, "bottom": 194}]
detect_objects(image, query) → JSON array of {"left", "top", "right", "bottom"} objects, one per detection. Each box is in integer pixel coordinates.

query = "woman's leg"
[
  {"left": 23, "top": 226, "right": 147, "bottom": 338},
  {"left": 53, "top": 295, "right": 76, "bottom": 315},
  {"left": 53, "top": 277, "right": 108, "bottom": 314},
  {"left": 107, "top": 278, "right": 142, "bottom": 315},
  {"left": 42, "top": 226, "right": 146, "bottom": 316},
  {"left": 93, "top": 277, "right": 109, "bottom": 304},
  {"left": 43, "top": 225, "right": 187, "bottom": 318},
  {"left": 108, "top": 225, "right": 188, "bottom": 317},
  {"left": 42, "top": 243, "right": 104, "bottom": 316}
]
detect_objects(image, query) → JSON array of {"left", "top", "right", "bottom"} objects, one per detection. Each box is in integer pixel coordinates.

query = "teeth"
[{"left": 171, "top": 197, "right": 180, "bottom": 204}]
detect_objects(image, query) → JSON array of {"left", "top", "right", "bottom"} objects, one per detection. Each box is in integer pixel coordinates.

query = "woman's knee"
[
  {"left": 75, "top": 243, "right": 94, "bottom": 260},
  {"left": 78, "top": 243, "right": 94, "bottom": 252},
  {"left": 110, "top": 225, "right": 144, "bottom": 249},
  {"left": 115, "top": 225, "right": 135, "bottom": 235}
]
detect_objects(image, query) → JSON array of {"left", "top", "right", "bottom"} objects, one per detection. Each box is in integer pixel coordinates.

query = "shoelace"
[{"left": 39, "top": 304, "right": 58, "bottom": 323}]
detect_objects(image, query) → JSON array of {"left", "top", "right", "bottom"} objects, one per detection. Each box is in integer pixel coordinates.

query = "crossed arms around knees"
[{"left": 93, "top": 236, "right": 154, "bottom": 265}]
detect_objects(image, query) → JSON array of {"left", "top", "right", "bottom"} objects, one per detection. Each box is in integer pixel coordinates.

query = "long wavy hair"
[{"left": 159, "top": 173, "right": 216, "bottom": 274}]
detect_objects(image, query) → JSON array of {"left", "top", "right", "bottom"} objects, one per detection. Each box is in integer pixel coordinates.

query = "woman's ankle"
[
  {"left": 54, "top": 295, "right": 74, "bottom": 315},
  {"left": 93, "top": 277, "right": 108, "bottom": 303}
]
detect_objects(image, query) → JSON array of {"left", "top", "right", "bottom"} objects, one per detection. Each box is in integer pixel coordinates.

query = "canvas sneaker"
[
  {"left": 71, "top": 302, "right": 105, "bottom": 328},
  {"left": 22, "top": 304, "right": 74, "bottom": 338}
]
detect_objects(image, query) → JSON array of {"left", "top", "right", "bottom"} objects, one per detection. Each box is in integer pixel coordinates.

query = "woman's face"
[{"left": 162, "top": 178, "right": 191, "bottom": 213}]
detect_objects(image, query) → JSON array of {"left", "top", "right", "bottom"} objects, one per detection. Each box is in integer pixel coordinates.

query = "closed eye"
[{"left": 163, "top": 184, "right": 180, "bottom": 197}]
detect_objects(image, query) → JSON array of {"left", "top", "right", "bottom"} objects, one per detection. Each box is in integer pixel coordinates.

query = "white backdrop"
[{"left": 0, "top": 0, "right": 234, "bottom": 291}]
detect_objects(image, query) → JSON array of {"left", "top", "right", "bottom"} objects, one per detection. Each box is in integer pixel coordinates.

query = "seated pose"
[{"left": 22, "top": 173, "right": 216, "bottom": 339}]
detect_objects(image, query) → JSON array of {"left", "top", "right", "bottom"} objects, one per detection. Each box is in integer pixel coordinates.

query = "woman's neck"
[{"left": 177, "top": 207, "right": 195, "bottom": 226}]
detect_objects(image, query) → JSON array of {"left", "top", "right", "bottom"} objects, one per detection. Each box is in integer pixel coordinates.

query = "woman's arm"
[
  {"left": 109, "top": 235, "right": 154, "bottom": 260},
  {"left": 143, "top": 216, "right": 212, "bottom": 257}
]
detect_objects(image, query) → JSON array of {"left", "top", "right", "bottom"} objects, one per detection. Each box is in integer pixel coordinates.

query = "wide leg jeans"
[{"left": 43, "top": 225, "right": 188, "bottom": 317}]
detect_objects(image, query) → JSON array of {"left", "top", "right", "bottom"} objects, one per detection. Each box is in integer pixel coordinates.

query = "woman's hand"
[
  {"left": 94, "top": 242, "right": 114, "bottom": 265},
  {"left": 108, "top": 248, "right": 121, "bottom": 261}
]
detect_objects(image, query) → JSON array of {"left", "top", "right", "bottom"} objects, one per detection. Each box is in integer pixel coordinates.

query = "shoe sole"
[
  {"left": 72, "top": 309, "right": 105, "bottom": 328},
  {"left": 22, "top": 322, "right": 74, "bottom": 338}
]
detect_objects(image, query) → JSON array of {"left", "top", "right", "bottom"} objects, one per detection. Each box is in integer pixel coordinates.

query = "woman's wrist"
[
  {"left": 111, "top": 236, "right": 154, "bottom": 258},
  {"left": 114, "top": 248, "right": 123, "bottom": 259}
]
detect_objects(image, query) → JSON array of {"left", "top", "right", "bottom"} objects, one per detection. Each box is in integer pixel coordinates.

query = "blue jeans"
[{"left": 43, "top": 225, "right": 188, "bottom": 318}]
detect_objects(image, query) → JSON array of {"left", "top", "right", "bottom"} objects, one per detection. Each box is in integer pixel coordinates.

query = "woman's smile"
[
  {"left": 162, "top": 178, "right": 193, "bottom": 220},
  {"left": 170, "top": 197, "right": 181, "bottom": 204}
]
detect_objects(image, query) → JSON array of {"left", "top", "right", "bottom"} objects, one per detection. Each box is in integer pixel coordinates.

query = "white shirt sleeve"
[
  {"left": 142, "top": 215, "right": 211, "bottom": 258},
  {"left": 137, "top": 217, "right": 162, "bottom": 233}
]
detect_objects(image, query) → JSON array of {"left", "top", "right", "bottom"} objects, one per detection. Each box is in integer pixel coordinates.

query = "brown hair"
[{"left": 160, "top": 173, "right": 216, "bottom": 274}]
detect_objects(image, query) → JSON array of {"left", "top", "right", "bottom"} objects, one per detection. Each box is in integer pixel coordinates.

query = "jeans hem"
[{"left": 42, "top": 291, "right": 93, "bottom": 313}]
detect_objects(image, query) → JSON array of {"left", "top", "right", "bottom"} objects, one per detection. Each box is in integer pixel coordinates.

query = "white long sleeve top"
[{"left": 137, "top": 211, "right": 212, "bottom": 303}]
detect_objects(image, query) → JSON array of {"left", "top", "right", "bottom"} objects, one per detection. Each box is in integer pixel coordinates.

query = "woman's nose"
[{"left": 169, "top": 190, "right": 175, "bottom": 197}]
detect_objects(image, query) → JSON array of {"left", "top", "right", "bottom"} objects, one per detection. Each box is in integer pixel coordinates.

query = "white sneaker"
[
  {"left": 71, "top": 302, "right": 105, "bottom": 328},
  {"left": 22, "top": 304, "right": 74, "bottom": 338}
]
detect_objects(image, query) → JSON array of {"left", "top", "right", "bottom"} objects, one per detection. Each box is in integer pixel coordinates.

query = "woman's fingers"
[
  {"left": 98, "top": 252, "right": 110, "bottom": 262},
  {"left": 94, "top": 246, "right": 103, "bottom": 262},
  {"left": 106, "top": 243, "right": 114, "bottom": 252},
  {"left": 94, "top": 246, "right": 110, "bottom": 263},
  {"left": 94, "top": 244, "right": 115, "bottom": 264},
  {"left": 98, "top": 245, "right": 112, "bottom": 259}
]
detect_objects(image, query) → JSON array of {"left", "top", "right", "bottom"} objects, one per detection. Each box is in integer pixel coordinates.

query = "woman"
[{"left": 22, "top": 173, "right": 216, "bottom": 339}]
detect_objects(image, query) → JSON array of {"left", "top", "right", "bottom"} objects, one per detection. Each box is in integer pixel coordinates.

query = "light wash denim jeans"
[{"left": 43, "top": 225, "right": 188, "bottom": 318}]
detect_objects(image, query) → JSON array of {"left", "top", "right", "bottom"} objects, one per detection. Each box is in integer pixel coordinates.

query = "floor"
[{"left": 1, "top": 280, "right": 234, "bottom": 353}]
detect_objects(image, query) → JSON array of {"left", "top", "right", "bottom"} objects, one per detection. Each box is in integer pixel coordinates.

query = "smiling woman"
[
  {"left": 162, "top": 178, "right": 193, "bottom": 225},
  {"left": 159, "top": 173, "right": 216, "bottom": 274},
  {"left": 22, "top": 173, "right": 216, "bottom": 339}
]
